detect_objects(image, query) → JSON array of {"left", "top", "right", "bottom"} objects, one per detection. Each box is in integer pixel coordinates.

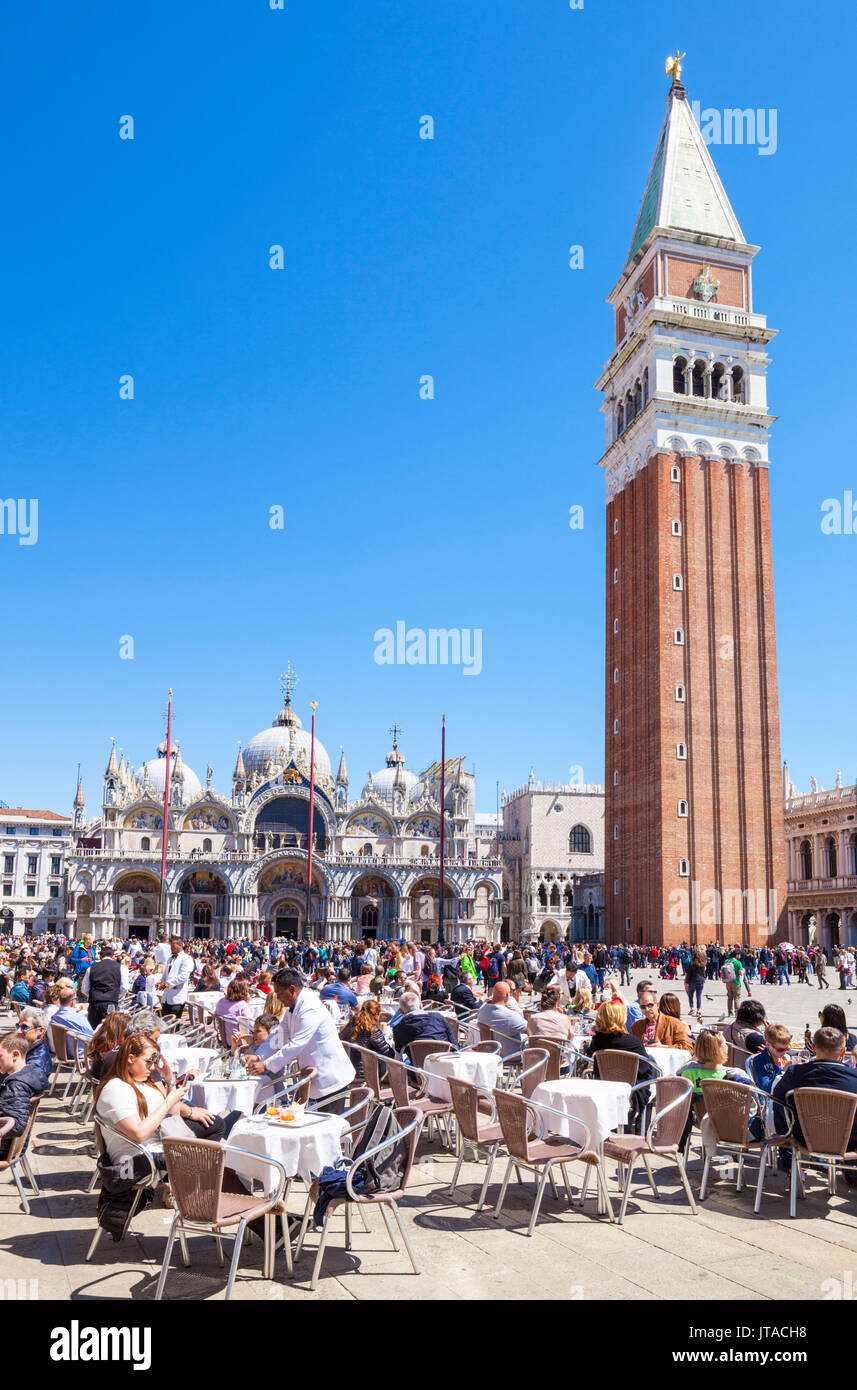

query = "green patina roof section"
[{"left": 626, "top": 130, "right": 664, "bottom": 266}]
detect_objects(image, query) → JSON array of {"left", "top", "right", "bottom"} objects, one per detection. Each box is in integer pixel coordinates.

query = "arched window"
[
  {"left": 569, "top": 825, "right": 592, "bottom": 853},
  {"left": 538, "top": 883, "right": 548, "bottom": 907},
  {"left": 202, "top": 837, "right": 212, "bottom": 853},
  {"left": 671, "top": 519, "right": 682, "bottom": 536},
  {"left": 678, "top": 800, "right": 689, "bottom": 817},
  {"left": 549, "top": 884, "right": 560, "bottom": 908},
  {"left": 691, "top": 359, "right": 707, "bottom": 397},
  {"left": 613, "top": 770, "right": 618, "bottom": 785},
  {"left": 613, "top": 718, "right": 619, "bottom": 734},
  {"left": 563, "top": 886, "right": 573, "bottom": 908},
  {"left": 677, "top": 743, "right": 687, "bottom": 760},
  {"left": 613, "top": 667, "right": 619, "bottom": 683},
  {"left": 712, "top": 362, "right": 729, "bottom": 400},
  {"left": 642, "top": 367, "right": 649, "bottom": 404},
  {"left": 361, "top": 842, "right": 373, "bottom": 858},
  {"left": 634, "top": 379, "right": 642, "bottom": 416},
  {"left": 673, "top": 574, "right": 683, "bottom": 590},
  {"left": 613, "top": 618, "right": 618, "bottom": 634},
  {"left": 613, "top": 824, "right": 619, "bottom": 840},
  {"left": 824, "top": 836, "right": 838, "bottom": 878},
  {"left": 420, "top": 844, "right": 430, "bottom": 857},
  {"left": 193, "top": 902, "right": 212, "bottom": 926},
  {"left": 613, "top": 518, "right": 619, "bottom": 535},
  {"left": 617, "top": 403, "right": 624, "bottom": 436},
  {"left": 799, "top": 839, "right": 813, "bottom": 880},
  {"left": 670, "top": 465, "right": 681, "bottom": 482},
  {"left": 674, "top": 628, "right": 685, "bottom": 645},
  {"left": 675, "top": 684, "right": 686, "bottom": 702},
  {"left": 613, "top": 567, "right": 619, "bottom": 584},
  {"left": 731, "top": 366, "right": 745, "bottom": 404},
  {"left": 141, "top": 837, "right": 150, "bottom": 852},
  {"left": 679, "top": 859, "right": 690, "bottom": 877},
  {"left": 673, "top": 356, "right": 687, "bottom": 394},
  {"left": 849, "top": 833, "right": 857, "bottom": 876}
]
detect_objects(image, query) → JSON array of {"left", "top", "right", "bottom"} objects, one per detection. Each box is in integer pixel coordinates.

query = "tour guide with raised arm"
[{"left": 245, "top": 968, "right": 355, "bottom": 1103}]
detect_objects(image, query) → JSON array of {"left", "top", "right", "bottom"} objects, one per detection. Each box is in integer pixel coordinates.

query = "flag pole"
[
  {"left": 158, "top": 688, "right": 173, "bottom": 928},
  {"left": 438, "top": 715, "right": 445, "bottom": 944},
  {"left": 306, "top": 701, "right": 317, "bottom": 938}
]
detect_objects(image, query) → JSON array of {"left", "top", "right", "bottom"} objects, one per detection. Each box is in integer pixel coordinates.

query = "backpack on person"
[{"left": 720, "top": 960, "right": 736, "bottom": 983}]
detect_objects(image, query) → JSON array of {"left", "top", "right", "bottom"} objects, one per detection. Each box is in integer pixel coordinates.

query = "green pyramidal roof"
[{"left": 624, "top": 89, "right": 745, "bottom": 270}]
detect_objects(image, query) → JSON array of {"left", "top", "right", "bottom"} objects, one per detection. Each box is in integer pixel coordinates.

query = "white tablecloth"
[
  {"left": 187, "top": 992, "right": 223, "bottom": 1011},
  {"left": 227, "top": 1112, "right": 348, "bottom": 1188},
  {"left": 189, "top": 1077, "right": 261, "bottom": 1116},
  {"left": 531, "top": 1078, "right": 632, "bottom": 1148},
  {"left": 424, "top": 1049, "right": 502, "bottom": 1101},
  {"left": 156, "top": 1040, "right": 219, "bottom": 1076},
  {"left": 645, "top": 1046, "right": 691, "bottom": 1077}
]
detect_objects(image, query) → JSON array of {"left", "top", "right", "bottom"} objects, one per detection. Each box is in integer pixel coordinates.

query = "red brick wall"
[
  {"left": 605, "top": 451, "right": 787, "bottom": 946},
  {"left": 666, "top": 256, "right": 746, "bottom": 309},
  {"left": 615, "top": 260, "right": 658, "bottom": 346}
]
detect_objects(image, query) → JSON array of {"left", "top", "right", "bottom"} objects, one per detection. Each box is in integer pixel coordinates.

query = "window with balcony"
[
  {"left": 824, "top": 836, "right": 838, "bottom": 878},
  {"left": 203, "top": 838, "right": 212, "bottom": 853},
  {"left": 141, "top": 837, "right": 150, "bottom": 851},
  {"left": 799, "top": 839, "right": 813, "bottom": 879}
]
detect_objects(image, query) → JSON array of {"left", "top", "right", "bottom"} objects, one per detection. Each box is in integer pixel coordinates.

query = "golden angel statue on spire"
[{"left": 665, "top": 50, "right": 686, "bottom": 85}]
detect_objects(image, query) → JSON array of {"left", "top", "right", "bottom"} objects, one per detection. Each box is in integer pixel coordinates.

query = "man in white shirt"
[
  {"left": 363, "top": 941, "right": 378, "bottom": 971},
  {"left": 153, "top": 934, "right": 172, "bottom": 969},
  {"left": 156, "top": 936, "right": 195, "bottom": 1018},
  {"left": 245, "top": 968, "right": 355, "bottom": 1106}
]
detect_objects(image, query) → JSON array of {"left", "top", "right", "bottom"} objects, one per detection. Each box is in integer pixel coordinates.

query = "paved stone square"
[{"left": 3, "top": 976, "right": 857, "bottom": 1303}]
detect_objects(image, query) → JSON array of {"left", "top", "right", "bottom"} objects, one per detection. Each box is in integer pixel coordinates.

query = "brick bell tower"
[{"left": 598, "top": 57, "right": 787, "bottom": 948}]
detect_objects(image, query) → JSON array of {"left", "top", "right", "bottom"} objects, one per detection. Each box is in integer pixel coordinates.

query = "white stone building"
[
  {"left": 783, "top": 764, "right": 857, "bottom": 949},
  {"left": 67, "top": 684, "right": 503, "bottom": 943},
  {"left": 500, "top": 776, "right": 605, "bottom": 942},
  {"left": 0, "top": 807, "right": 72, "bottom": 937}
]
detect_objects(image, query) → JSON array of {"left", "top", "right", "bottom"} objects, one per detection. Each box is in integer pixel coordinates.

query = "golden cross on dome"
[
  {"left": 389, "top": 722, "right": 403, "bottom": 747},
  {"left": 665, "top": 50, "right": 686, "bottom": 86},
  {"left": 279, "top": 663, "right": 299, "bottom": 702}
]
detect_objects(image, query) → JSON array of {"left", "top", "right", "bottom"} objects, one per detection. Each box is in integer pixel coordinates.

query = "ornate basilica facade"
[{"left": 67, "top": 686, "right": 503, "bottom": 943}]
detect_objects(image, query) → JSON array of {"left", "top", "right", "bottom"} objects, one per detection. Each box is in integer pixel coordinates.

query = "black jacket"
[
  {"left": 89, "top": 958, "right": 121, "bottom": 1005},
  {"left": 0, "top": 1063, "right": 48, "bottom": 1155},
  {"left": 392, "top": 1011, "right": 457, "bottom": 1054},
  {"left": 773, "top": 1060, "right": 857, "bottom": 1150},
  {"left": 450, "top": 982, "right": 480, "bottom": 1012},
  {"left": 584, "top": 1030, "right": 658, "bottom": 1081}
]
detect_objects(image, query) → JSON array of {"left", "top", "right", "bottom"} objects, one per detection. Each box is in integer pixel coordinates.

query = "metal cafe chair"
[
  {"left": 602, "top": 1076, "right": 698, "bottom": 1224},
  {"left": 699, "top": 1078, "right": 795, "bottom": 1213}
]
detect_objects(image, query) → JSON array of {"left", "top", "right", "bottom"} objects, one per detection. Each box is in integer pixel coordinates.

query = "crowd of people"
[{"left": 2, "top": 927, "right": 856, "bottom": 1237}]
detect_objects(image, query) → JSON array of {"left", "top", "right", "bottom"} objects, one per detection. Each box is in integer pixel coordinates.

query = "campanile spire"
[{"left": 599, "top": 76, "right": 787, "bottom": 947}]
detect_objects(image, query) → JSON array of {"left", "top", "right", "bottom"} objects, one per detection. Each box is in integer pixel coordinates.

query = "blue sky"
[{"left": 0, "top": 0, "right": 853, "bottom": 814}]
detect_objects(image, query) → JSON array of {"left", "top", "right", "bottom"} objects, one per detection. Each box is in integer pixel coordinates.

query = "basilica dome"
[
  {"left": 360, "top": 737, "right": 422, "bottom": 805},
  {"left": 133, "top": 749, "right": 202, "bottom": 805},
  {"left": 243, "top": 696, "right": 332, "bottom": 786}
]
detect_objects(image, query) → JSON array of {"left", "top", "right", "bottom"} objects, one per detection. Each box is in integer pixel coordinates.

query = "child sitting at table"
[{"left": 230, "top": 1013, "right": 280, "bottom": 1057}]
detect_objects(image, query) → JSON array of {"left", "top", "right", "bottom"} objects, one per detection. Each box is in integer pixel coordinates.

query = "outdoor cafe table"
[
  {"left": 568, "top": 1035, "right": 691, "bottom": 1079},
  {"left": 424, "top": 1048, "right": 502, "bottom": 1102},
  {"left": 530, "top": 1077, "right": 632, "bottom": 1148},
  {"left": 188, "top": 1076, "right": 261, "bottom": 1116},
  {"left": 227, "top": 1111, "right": 349, "bottom": 1190},
  {"left": 645, "top": 1045, "right": 692, "bottom": 1077},
  {"left": 155, "top": 1037, "right": 219, "bottom": 1076}
]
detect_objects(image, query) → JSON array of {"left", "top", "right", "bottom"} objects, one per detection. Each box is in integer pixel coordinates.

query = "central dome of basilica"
[{"left": 242, "top": 696, "right": 332, "bottom": 786}]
